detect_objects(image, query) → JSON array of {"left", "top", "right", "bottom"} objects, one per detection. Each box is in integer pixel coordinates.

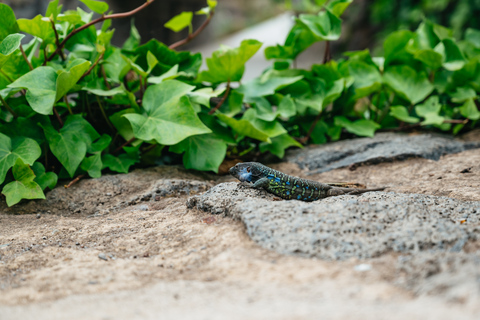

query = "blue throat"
[{"left": 238, "top": 168, "right": 252, "bottom": 182}]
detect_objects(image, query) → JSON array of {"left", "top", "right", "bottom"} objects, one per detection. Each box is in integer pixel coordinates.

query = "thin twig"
[
  {"left": 64, "top": 96, "right": 73, "bottom": 115},
  {"left": 113, "top": 137, "right": 136, "bottom": 154},
  {"left": 48, "top": 0, "right": 155, "bottom": 61},
  {"left": 64, "top": 174, "right": 85, "bottom": 188},
  {"left": 382, "top": 119, "right": 469, "bottom": 132},
  {"left": 141, "top": 143, "right": 157, "bottom": 154},
  {"left": 19, "top": 46, "right": 34, "bottom": 70},
  {"left": 80, "top": 52, "right": 105, "bottom": 81},
  {"left": 53, "top": 107, "right": 64, "bottom": 127},
  {"left": 208, "top": 80, "right": 230, "bottom": 115},
  {"left": 0, "top": 69, "right": 13, "bottom": 83},
  {"left": 95, "top": 95, "right": 115, "bottom": 132},
  {"left": 43, "top": 47, "right": 47, "bottom": 66},
  {"left": 323, "top": 41, "right": 331, "bottom": 64},
  {"left": 169, "top": 10, "right": 215, "bottom": 50},
  {"left": 50, "top": 18, "right": 65, "bottom": 61},
  {"left": 0, "top": 94, "right": 18, "bottom": 118},
  {"left": 301, "top": 109, "right": 324, "bottom": 144},
  {"left": 100, "top": 65, "right": 111, "bottom": 89}
]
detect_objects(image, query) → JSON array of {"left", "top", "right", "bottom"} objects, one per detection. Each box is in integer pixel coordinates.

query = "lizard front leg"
[{"left": 252, "top": 177, "right": 270, "bottom": 190}]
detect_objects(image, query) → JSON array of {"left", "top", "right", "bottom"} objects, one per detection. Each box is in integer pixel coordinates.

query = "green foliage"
[{"left": 0, "top": 0, "right": 478, "bottom": 207}]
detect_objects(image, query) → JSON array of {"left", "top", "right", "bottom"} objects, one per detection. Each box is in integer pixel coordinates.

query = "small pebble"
[
  {"left": 98, "top": 253, "right": 108, "bottom": 261},
  {"left": 36, "top": 214, "right": 41, "bottom": 219},
  {"left": 354, "top": 264, "right": 372, "bottom": 272}
]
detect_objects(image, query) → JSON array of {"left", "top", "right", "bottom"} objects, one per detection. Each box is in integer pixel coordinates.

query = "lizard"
[{"left": 229, "top": 162, "right": 385, "bottom": 202}]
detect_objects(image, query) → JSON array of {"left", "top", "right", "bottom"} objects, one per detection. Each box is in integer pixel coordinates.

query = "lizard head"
[{"left": 229, "top": 162, "right": 264, "bottom": 183}]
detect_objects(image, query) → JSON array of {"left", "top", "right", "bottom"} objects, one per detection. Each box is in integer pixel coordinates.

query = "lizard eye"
[{"left": 246, "top": 167, "right": 251, "bottom": 173}]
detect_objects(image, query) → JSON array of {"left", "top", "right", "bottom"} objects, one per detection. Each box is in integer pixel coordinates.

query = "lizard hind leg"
[{"left": 326, "top": 188, "right": 346, "bottom": 197}]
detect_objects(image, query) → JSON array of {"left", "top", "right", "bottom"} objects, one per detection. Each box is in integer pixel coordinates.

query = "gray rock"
[
  {"left": 286, "top": 133, "right": 480, "bottom": 174},
  {"left": 98, "top": 253, "right": 108, "bottom": 261},
  {"left": 188, "top": 183, "right": 480, "bottom": 260}
]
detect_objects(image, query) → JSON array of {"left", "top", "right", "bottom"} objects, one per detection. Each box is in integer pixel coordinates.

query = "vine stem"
[
  {"left": 113, "top": 137, "right": 136, "bottom": 154},
  {"left": 80, "top": 52, "right": 105, "bottom": 81},
  {"left": 95, "top": 96, "right": 115, "bottom": 132},
  {"left": 53, "top": 107, "right": 64, "bottom": 127},
  {"left": 301, "top": 109, "right": 324, "bottom": 144},
  {"left": 50, "top": 18, "right": 65, "bottom": 61},
  {"left": 0, "top": 94, "right": 18, "bottom": 118},
  {"left": 0, "top": 69, "right": 13, "bottom": 82},
  {"left": 19, "top": 46, "right": 34, "bottom": 70},
  {"left": 208, "top": 80, "right": 230, "bottom": 115},
  {"left": 381, "top": 119, "right": 469, "bottom": 132},
  {"left": 65, "top": 174, "right": 85, "bottom": 188},
  {"left": 47, "top": 0, "right": 155, "bottom": 61},
  {"left": 169, "top": 10, "right": 215, "bottom": 50},
  {"left": 323, "top": 41, "right": 331, "bottom": 64},
  {"left": 64, "top": 96, "right": 73, "bottom": 115}
]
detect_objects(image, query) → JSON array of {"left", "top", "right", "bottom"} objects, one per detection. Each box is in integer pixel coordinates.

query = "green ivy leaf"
[
  {"left": 465, "top": 28, "right": 480, "bottom": 49},
  {"left": 415, "top": 96, "right": 445, "bottom": 126},
  {"left": 348, "top": 61, "right": 382, "bottom": 99},
  {"left": 0, "top": 133, "right": 41, "bottom": 184},
  {"left": 389, "top": 106, "right": 420, "bottom": 123},
  {"left": 326, "top": 0, "right": 353, "bottom": 17},
  {"left": 334, "top": 116, "right": 380, "bottom": 137},
  {"left": 170, "top": 133, "right": 227, "bottom": 172},
  {"left": 383, "top": 65, "right": 434, "bottom": 104},
  {"left": 31, "top": 162, "right": 57, "bottom": 190},
  {"left": 46, "top": 0, "right": 61, "bottom": 22},
  {"left": 383, "top": 30, "right": 414, "bottom": 66},
  {"left": 198, "top": 39, "right": 262, "bottom": 84},
  {"left": 216, "top": 113, "right": 271, "bottom": 142},
  {"left": 434, "top": 39, "right": 465, "bottom": 71},
  {"left": 123, "top": 20, "right": 141, "bottom": 51},
  {"left": 103, "top": 47, "right": 131, "bottom": 83},
  {"left": 56, "top": 59, "right": 91, "bottom": 100},
  {"left": 40, "top": 116, "right": 99, "bottom": 177},
  {"left": 8, "top": 60, "right": 91, "bottom": 115},
  {"left": 80, "top": 153, "right": 102, "bottom": 178},
  {"left": 102, "top": 152, "right": 138, "bottom": 173},
  {"left": 459, "top": 99, "right": 480, "bottom": 120},
  {"left": 17, "top": 15, "right": 56, "bottom": 46},
  {"left": 259, "top": 133, "right": 302, "bottom": 158},
  {"left": 0, "top": 3, "right": 20, "bottom": 41},
  {"left": 123, "top": 80, "right": 211, "bottom": 145},
  {"left": 134, "top": 39, "right": 202, "bottom": 77},
  {"left": 88, "top": 134, "right": 112, "bottom": 153},
  {"left": 0, "top": 33, "right": 25, "bottom": 69},
  {"left": 297, "top": 10, "right": 342, "bottom": 41},
  {"left": 8, "top": 67, "right": 57, "bottom": 114},
  {"left": 413, "top": 49, "right": 443, "bottom": 69},
  {"left": 80, "top": 0, "right": 109, "bottom": 14},
  {"left": 449, "top": 87, "right": 476, "bottom": 103},
  {"left": 237, "top": 70, "right": 303, "bottom": 100},
  {"left": 2, "top": 158, "right": 45, "bottom": 207},
  {"left": 164, "top": 12, "right": 193, "bottom": 32}
]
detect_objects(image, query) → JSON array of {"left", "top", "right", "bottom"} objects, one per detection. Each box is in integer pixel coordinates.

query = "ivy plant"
[{"left": 0, "top": 0, "right": 479, "bottom": 207}]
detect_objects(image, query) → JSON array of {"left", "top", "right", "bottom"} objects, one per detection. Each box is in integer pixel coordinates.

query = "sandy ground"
[{"left": 1, "top": 140, "right": 480, "bottom": 319}]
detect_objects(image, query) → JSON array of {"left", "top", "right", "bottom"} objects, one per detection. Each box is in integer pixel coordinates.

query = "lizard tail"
[{"left": 344, "top": 187, "right": 386, "bottom": 195}]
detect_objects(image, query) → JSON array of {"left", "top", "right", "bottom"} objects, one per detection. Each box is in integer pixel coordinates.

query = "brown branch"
[
  {"left": 301, "top": 109, "right": 324, "bottom": 144},
  {"left": 19, "top": 46, "right": 33, "bottom": 70},
  {"left": 80, "top": 52, "right": 105, "bottom": 81},
  {"left": 382, "top": 119, "right": 469, "bottom": 132},
  {"left": 50, "top": 18, "right": 65, "bottom": 61},
  {"left": 169, "top": 10, "right": 215, "bottom": 50},
  {"left": 53, "top": 107, "right": 64, "bottom": 127},
  {"left": 208, "top": 80, "right": 230, "bottom": 115},
  {"left": 48, "top": 0, "right": 155, "bottom": 61},
  {"left": 0, "top": 94, "right": 18, "bottom": 118},
  {"left": 323, "top": 41, "right": 331, "bottom": 64},
  {"left": 113, "top": 137, "right": 136, "bottom": 154},
  {"left": 100, "top": 65, "right": 111, "bottom": 89},
  {"left": 64, "top": 174, "right": 85, "bottom": 188}
]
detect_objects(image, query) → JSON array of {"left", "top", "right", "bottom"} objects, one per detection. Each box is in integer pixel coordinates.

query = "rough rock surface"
[
  {"left": 188, "top": 183, "right": 480, "bottom": 260},
  {"left": 1, "top": 166, "right": 214, "bottom": 216},
  {"left": 286, "top": 132, "right": 480, "bottom": 174}
]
